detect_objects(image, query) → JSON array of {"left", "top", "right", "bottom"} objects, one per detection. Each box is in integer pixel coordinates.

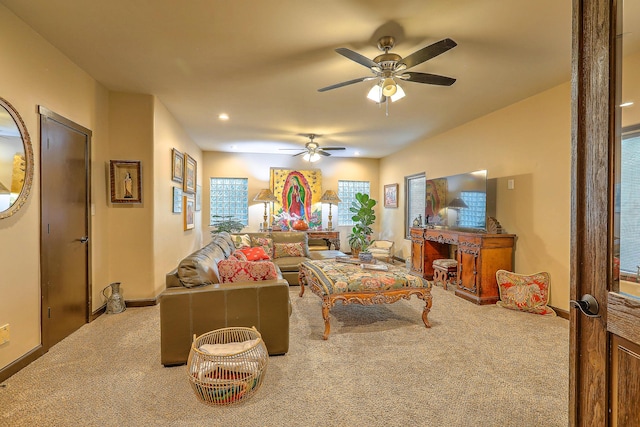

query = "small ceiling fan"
[
  {"left": 318, "top": 35, "right": 457, "bottom": 103},
  {"left": 280, "top": 134, "right": 345, "bottom": 162}
]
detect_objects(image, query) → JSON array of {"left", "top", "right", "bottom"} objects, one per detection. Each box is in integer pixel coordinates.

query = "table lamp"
[
  {"left": 253, "top": 189, "right": 278, "bottom": 231},
  {"left": 319, "top": 190, "right": 341, "bottom": 231},
  {"left": 447, "top": 197, "right": 468, "bottom": 226}
]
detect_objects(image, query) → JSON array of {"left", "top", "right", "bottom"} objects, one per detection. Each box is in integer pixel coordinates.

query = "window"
[
  {"left": 459, "top": 191, "right": 486, "bottom": 228},
  {"left": 209, "top": 177, "right": 248, "bottom": 226},
  {"left": 405, "top": 173, "right": 426, "bottom": 238},
  {"left": 619, "top": 131, "right": 640, "bottom": 275},
  {"left": 337, "top": 180, "right": 370, "bottom": 226}
]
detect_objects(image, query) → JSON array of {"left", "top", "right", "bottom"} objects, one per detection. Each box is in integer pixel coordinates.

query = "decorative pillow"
[
  {"left": 274, "top": 242, "right": 306, "bottom": 258},
  {"left": 231, "top": 234, "right": 252, "bottom": 249},
  {"left": 232, "top": 250, "right": 248, "bottom": 261},
  {"left": 217, "top": 260, "right": 278, "bottom": 283},
  {"left": 251, "top": 237, "right": 274, "bottom": 257},
  {"left": 238, "top": 246, "right": 271, "bottom": 261},
  {"left": 200, "top": 339, "right": 260, "bottom": 356},
  {"left": 495, "top": 270, "right": 556, "bottom": 316}
]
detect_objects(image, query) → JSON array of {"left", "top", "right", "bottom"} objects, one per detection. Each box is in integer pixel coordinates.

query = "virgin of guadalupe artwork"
[{"left": 270, "top": 168, "right": 322, "bottom": 229}]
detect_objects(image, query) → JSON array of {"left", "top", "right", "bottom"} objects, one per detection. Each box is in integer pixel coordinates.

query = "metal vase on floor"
[{"left": 102, "top": 282, "right": 126, "bottom": 314}]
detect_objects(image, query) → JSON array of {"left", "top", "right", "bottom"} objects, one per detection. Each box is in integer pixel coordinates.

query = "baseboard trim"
[
  {"left": 0, "top": 345, "right": 44, "bottom": 383},
  {"left": 91, "top": 304, "right": 106, "bottom": 321},
  {"left": 550, "top": 306, "right": 570, "bottom": 320},
  {"left": 125, "top": 297, "right": 158, "bottom": 307}
]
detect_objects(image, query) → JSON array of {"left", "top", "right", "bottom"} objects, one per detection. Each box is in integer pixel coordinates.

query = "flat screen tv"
[{"left": 425, "top": 169, "right": 496, "bottom": 231}]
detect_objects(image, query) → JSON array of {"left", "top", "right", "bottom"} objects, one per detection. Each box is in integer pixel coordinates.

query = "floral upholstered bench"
[{"left": 298, "top": 259, "right": 432, "bottom": 339}]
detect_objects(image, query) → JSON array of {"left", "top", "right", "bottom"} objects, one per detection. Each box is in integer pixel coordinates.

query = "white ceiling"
[{"left": 1, "top": 0, "right": 574, "bottom": 158}]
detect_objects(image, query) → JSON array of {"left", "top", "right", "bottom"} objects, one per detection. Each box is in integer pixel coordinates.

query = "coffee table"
[{"left": 298, "top": 259, "right": 432, "bottom": 339}]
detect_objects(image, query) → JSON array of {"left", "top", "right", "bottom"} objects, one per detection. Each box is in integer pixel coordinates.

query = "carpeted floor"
[{"left": 0, "top": 284, "right": 569, "bottom": 427}]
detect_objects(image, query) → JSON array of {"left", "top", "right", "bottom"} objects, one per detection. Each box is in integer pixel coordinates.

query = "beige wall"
[
  {"left": 152, "top": 98, "right": 203, "bottom": 297},
  {"left": 0, "top": 5, "right": 201, "bottom": 371},
  {"left": 201, "top": 152, "right": 380, "bottom": 249},
  {"left": 381, "top": 82, "right": 572, "bottom": 309},
  {"left": 0, "top": 4, "right": 110, "bottom": 369}
]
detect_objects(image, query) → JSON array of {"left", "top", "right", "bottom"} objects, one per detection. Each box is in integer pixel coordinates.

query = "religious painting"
[
  {"left": 270, "top": 168, "right": 322, "bottom": 229},
  {"left": 384, "top": 183, "right": 398, "bottom": 208},
  {"left": 425, "top": 177, "right": 447, "bottom": 224},
  {"left": 109, "top": 160, "right": 142, "bottom": 204}
]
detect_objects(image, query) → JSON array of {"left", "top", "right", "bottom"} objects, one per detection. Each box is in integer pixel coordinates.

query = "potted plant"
[
  {"left": 347, "top": 192, "right": 377, "bottom": 257},
  {"left": 210, "top": 215, "right": 245, "bottom": 234}
]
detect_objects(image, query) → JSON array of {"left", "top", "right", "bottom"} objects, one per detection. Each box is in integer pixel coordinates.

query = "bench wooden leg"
[{"left": 321, "top": 300, "right": 331, "bottom": 340}]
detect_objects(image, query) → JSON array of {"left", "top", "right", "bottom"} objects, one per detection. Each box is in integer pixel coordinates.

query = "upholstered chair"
[{"left": 368, "top": 240, "right": 395, "bottom": 263}]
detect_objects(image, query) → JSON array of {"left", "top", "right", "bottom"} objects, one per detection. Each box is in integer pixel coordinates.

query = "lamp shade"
[
  {"left": 253, "top": 189, "right": 278, "bottom": 203},
  {"left": 320, "top": 190, "right": 341, "bottom": 204},
  {"left": 381, "top": 78, "right": 397, "bottom": 96},
  {"left": 448, "top": 197, "right": 468, "bottom": 209}
]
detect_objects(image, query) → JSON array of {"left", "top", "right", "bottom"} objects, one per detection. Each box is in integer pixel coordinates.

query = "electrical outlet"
[
  {"left": 0, "top": 324, "right": 9, "bottom": 345},
  {"left": 507, "top": 179, "right": 515, "bottom": 190}
]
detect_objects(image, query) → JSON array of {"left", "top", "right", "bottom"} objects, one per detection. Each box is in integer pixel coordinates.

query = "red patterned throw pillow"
[
  {"left": 238, "top": 246, "right": 271, "bottom": 261},
  {"left": 232, "top": 250, "right": 248, "bottom": 261},
  {"left": 274, "top": 242, "right": 305, "bottom": 258},
  {"left": 217, "top": 260, "right": 278, "bottom": 283},
  {"left": 495, "top": 270, "right": 556, "bottom": 316}
]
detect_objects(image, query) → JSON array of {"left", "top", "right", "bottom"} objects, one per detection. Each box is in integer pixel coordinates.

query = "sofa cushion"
[
  {"left": 271, "top": 232, "right": 311, "bottom": 257},
  {"left": 274, "top": 242, "right": 306, "bottom": 258},
  {"left": 274, "top": 256, "right": 306, "bottom": 272},
  {"left": 239, "top": 246, "right": 272, "bottom": 261},
  {"left": 211, "top": 232, "right": 235, "bottom": 257},
  {"left": 217, "top": 260, "right": 278, "bottom": 283},
  {"left": 177, "top": 243, "right": 225, "bottom": 287}
]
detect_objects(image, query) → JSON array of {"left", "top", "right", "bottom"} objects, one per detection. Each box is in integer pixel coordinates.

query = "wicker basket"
[{"left": 187, "top": 327, "right": 269, "bottom": 406}]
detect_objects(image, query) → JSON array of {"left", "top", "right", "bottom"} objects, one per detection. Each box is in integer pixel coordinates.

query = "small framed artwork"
[
  {"left": 110, "top": 160, "right": 142, "bottom": 204},
  {"left": 184, "top": 195, "right": 195, "bottom": 230},
  {"left": 172, "top": 187, "right": 182, "bottom": 213},
  {"left": 171, "top": 148, "right": 184, "bottom": 183},
  {"left": 195, "top": 184, "right": 202, "bottom": 211},
  {"left": 183, "top": 153, "right": 197, "bottom": 194},
  {"left": 384, "top": 183, "right": 399, "bottom": 208}
]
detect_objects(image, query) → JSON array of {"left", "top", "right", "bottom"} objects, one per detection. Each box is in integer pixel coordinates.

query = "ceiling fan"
[
  {"left": 280, "top": 134, "right": 345, "bottom": 162},
  {"left": 318, "top": 35, "right": 457, "bottom": 103}
]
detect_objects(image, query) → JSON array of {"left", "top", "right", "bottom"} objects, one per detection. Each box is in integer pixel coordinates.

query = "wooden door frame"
[
  {"left": 39, "top": 106, "right": 92, "bottom": 351},
  {"left": 570, "top": 0, "right": 618, "bottom": 424}
]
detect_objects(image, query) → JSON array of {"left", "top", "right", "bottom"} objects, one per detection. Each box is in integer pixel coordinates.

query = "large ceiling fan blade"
[
  {"left": 399, "top": 38, "right": 457, "bottom": 70},
  {"left": 292, "top": 151, "right": 306, "bottom": 157},
  {"left": 335, "top": 47, "right": 379, "bottom": 69},
  {"left": 318, "top": 77, "right": 375, "bottom": 92},
  {"left": 320, "top": 147, "right": 346, "bottom": 151},
  {"left": 317, "top": 150, "right": 331, "bottom": 157},
  {"left": 401, "top": 72, "right": 456, "bottom": 86}
]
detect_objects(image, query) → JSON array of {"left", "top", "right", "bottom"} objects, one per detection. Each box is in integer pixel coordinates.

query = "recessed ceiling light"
[
  {"left": 230, "top": 145, "right": 237, "bottom": 150},
  {"left": 218, "top": 113, "right": 230, "bottom": 120},
  {"left": 354, "top": 151, "right": 361, "bottom": 156},
  {"left": 620, "top": 101, "right": 634, "bottom": 107}
]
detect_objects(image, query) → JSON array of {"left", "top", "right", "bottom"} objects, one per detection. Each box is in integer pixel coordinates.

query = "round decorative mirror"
[{"left": 0, "top": 97, "right": 33, "bottom": 219}]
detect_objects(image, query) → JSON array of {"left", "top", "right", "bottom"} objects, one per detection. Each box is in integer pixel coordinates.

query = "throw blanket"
[{"left": 302, "top": 259, "right": 428, "bottom": 296}]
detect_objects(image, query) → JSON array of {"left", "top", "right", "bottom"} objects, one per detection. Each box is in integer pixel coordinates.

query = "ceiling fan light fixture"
[
  {"left": 367, "top": 84, "right": 383, "bottom": 103},
  {"left": 381, "top": 78, "right": 397, "bottom": 96},
  {"left": 309, "top": 152, "right": 321, "bottom": 162},
  {"left": 390, "top": 84, "right": 406, "bottom": 102}
]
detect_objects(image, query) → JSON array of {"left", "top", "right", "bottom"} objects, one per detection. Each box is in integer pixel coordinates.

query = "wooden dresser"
[{"left": 410, "top": 227, "right": 516, "bottom": 305}]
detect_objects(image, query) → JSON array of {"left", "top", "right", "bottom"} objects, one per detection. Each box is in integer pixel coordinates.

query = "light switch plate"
[{"left": 0, "top": 324, "right": 10, "bottom": 345}]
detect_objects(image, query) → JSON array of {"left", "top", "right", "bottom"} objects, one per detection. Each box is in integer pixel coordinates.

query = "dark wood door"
[
  {"left": 571, "top": 1, "right": 640, "bottom": 425},
  {"left": 39, "top": 107, "right": 91, "bottom": 350}
]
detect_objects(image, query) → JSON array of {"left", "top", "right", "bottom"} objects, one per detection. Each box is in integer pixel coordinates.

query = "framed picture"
[
  {"left": 195, "top": 184, "right": 202, "bottom": 211},
  {"left": 184, "top": 195, "right": 195, "bottom": 230},
  {"left": 172, "top": 186, "right": 182, "bottom": 213},
  {"left": 110, "top": 160, "right": 142, "bottom": 204},
  {"left": 172, "top": 148, "right": 184, "bottom": 183},
  {"left": 384, "top": 183, "right": 398, "bottom": 208},
  {"left": 183, "top": 153, "right": 197, "bottom": 194}
]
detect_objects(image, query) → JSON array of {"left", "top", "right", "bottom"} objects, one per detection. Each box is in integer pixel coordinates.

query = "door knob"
[
  {"left": 79, "top": 236, "right": 89, "bottom": 243},
  {"left": 570, "top": 294, "right": 600, "bottom": 318}
]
